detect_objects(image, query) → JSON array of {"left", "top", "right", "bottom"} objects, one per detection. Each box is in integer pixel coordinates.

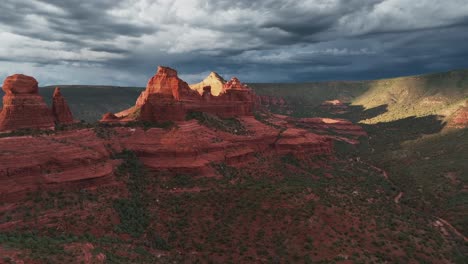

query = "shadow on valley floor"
[
  {"left": 338, "top": 104, "right": 389, "bottom": 123},
  {"left": 361, "top": 114, "right": 447, "bottom": 153},
  {"left": 308, "top": 102, "right": 447, "bottom": 152}
]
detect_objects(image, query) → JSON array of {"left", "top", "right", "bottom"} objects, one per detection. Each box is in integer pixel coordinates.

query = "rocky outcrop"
[
  {"left": 103, "top": 66, "right": 255, "bottom": 123},
  {"left": 448, "top": 106, "right": 468, "bottom": 128},
  {"left": 52, "top": 87, "right": 75, "bottom": 124},
  {"left": 190, "top": 72, "right": 226, "bottom": 96},
  {"left": 101, "top": 112, "right": 119, "bottom": 122},
  {"left": 2, "top": 74, "right": 39, "bottom": 94},
  {"left": 275, "top": 128, "right": 333, "bottom": 157},
  {"left": 294, "top": 117, "right": 367, "bottom": 137},
  {"left": 0, "top": 74, "right": 55, "bottom": 132},
  {"left": 139, "top": 66, "right": 197, "bottom": 102}
]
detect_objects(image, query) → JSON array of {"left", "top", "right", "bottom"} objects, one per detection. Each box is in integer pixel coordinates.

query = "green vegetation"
[
  {"left": 0, "top": 128, "right": 56, "bottom": 138},
  {"left": 186, "top": 111, "right": 248, "bottom": 135},
  {"left": 0, "top": 231, "right": 79, "bottom": 260},
  {"left": 0, "top": 119, "right": 176, "bottom": 139},
  {"left": 253, "top": 69, "right": 468, "bottom": 122},
  {"left": 112, "top": 150, "right": 151, "bottom": 237}
]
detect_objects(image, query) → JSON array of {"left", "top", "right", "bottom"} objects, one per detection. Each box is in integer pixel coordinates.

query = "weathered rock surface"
[
  {"left": 101, "top": 112, "right": 119, "bottom": 122},
  {"left": 0, "top": 129, "right": 115, "bottom": 201},
  {"left": 104, "top": 66, "right": 255, "bottom": 123},
  {"left": 2, "top": 74, "right": 38, "bottom": 95},
  {"left": 52, "top": 87, "right": 75, "bottom": 124},
  {"left": 141, "top": 66, "right": 196, "bottom": 101},
  {"left": 448, "top": 103, "right": 468, "bottom": 128},
  {"left": 0, "top": 74, "right": 55, "bottom": 132},
  {"left": 275, "top": 128, "right": 333, "bottom": 157},
  {"left": 190, "top": 72, "right": 226, "bottom": 96}
]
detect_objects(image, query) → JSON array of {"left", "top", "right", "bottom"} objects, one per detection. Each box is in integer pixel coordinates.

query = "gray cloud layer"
[{"left": 0, "top": 0, "right": 467, "bottom": 86}]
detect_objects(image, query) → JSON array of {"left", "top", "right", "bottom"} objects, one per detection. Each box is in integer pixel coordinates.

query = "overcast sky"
[{"left": 0, "top": 0, "right": 467, "bottom": 86}]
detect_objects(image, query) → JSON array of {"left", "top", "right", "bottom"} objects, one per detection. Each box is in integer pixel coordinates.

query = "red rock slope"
[
  {"left": 0, "top": 116, "right": 335, "bottom": 200},
  {"left": 0, "top": 130, "right": 115, "bottom": 201}
]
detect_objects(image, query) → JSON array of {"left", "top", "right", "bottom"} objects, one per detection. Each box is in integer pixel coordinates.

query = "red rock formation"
[
  {"left": 0, "top": 129, "right": 115, "bottom": 201},
  {"left": 275, "top": 128, "right": 333, "bottom": 157},
  {"left": 103, "top": 66, "right": 255, "bottom": 123},
  {"left": 140, "top": 66, "right": 196, "bottom": 101},
  {"left": 1, "top": 112, "right": 336, "bottom": 200},
  {"left": 0, "top": 74, "right": 55, "bottom": 132},
  {"left": 52, "top": 87, "right": 75, "bottom": 124},
  {"left": 114, "top": 116, "right": 331, "bottom": 174},
  {"left": 2, "top": 74, "right": 39, "bottom": 94},
  {"left": 224, "top": 77, "right": 249, "bottom": 90}
]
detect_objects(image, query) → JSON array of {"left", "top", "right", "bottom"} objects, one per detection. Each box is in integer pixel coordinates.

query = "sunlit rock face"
[{"left": 190, "top": 72, "right": 226, "bottom": 96}]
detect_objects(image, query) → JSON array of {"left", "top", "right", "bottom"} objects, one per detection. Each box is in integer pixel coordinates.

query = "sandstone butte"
[
  {"left": 0, "top": 74, "right": 55, "bottom": 132},
  {"left": 189, "top": 71, "right": 226, "bottom": 96},
  {"left": 0, "top": 75, "right": 76, "bottom": 132},
  {"left": 52, "top": 87, "right": 75, "bottom": 124},
  {"left": 101, "top": 66, "right": 255, "bottom": 123}
]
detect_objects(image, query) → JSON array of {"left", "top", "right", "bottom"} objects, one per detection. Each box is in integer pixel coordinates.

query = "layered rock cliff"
[{"left": 0, "top": 74, "right": 55, "bottom": 132}]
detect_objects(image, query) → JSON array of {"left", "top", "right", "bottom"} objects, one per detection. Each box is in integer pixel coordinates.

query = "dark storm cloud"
[{"left": 0, "top": 0, "right": 467, "bottom": 85}]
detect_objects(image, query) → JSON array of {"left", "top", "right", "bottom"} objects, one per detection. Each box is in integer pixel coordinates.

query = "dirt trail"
[
  {"left": 433, "top": 217, "right": 468, "bottom": 243},
  {"left": 358, "top": 160, "right": 388, "bottom": 180},
  {"left": 394, "top": 192, "right": 403, "bottom": 204}
]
